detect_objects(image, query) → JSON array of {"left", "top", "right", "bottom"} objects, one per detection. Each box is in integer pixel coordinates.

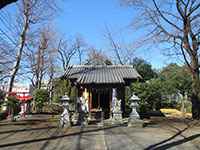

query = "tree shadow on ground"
[
  {"left": 0, "top": 131, "right": 18, "bottom": 141},
  {"left": 0, "top": 126, "right": 57, "bottom": 134},
  {"left": 144, "top": 121, "right": 200, "bottom": 150},
  {"left": 75, "top": 126, "right": 83, "bottom": 150},
  {"left": 39, "top": 128, "right": 66, "bottom": 150},
  {"left": 144, "top": 126, "right": 188, "bottom": 150},
  {"left": 145, "top": 133, "right": 200, "bottom": 150},
  {"left": 0, "top": 119, "right": 49, "bottom": 126},
  {"left": 0, "top": 124, "right": 126, "bottom": 148}
]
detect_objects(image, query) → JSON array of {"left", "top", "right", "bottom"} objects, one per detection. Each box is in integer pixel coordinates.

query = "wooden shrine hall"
[{"left": 64, "top": 65, "right": 141, "bottom": 119}]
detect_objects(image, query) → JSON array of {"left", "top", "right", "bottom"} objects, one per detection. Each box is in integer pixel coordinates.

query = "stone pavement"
[{"left": 0, "top": 115, "right": 199, "bottom": 150}]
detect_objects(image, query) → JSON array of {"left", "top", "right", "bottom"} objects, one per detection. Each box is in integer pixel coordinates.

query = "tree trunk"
[
  {"left": 8, "top": 47, "right": 24, "bottom": 92},
  {"left": 6, "top": 25, "right": 27, "bottom": 121},
  {"left": 191, "top": 95, "right": 200, "bottom": 119},
  {"left": 7, "top": 7, "right": 29, "bottom": 93},
  {"left": 190, "top": 56, "right": 200, "bottom": 119},
  {"left": 191, "top": 76, "right": 200, "bottom": 119}
]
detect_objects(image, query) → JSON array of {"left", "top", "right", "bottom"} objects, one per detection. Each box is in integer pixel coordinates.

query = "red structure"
[
  {"left": 7, "top": 92, "right": 32, "bottom": 101},
  {"left": 15, "top": 92, "right": 32, "bottom": 102},
  {"left": 7, "top": 92, "right": 32, "bottom": 118}
]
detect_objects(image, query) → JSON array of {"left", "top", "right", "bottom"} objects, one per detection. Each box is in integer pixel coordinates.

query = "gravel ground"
[{"left": 0, "top": 115, "right": 199, "bottom": 150}]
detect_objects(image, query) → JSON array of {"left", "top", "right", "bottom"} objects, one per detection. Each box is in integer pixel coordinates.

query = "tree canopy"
[
  {"left": 160, "top": 63, "right": 192, "bottom": 96},
  {"left": 131, "top": 57, "right": 157, "bottom": 81},
  {"left": 131, "top": 63, "right": 192, "bottom": 112}
]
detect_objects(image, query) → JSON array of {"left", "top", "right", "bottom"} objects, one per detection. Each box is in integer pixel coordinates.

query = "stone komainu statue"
[
  {"left": 112, "top": 99, "right": 121, "bottom": 113},
  {"left": 77, "top": 96, "right": 88, "bottom": 126}
]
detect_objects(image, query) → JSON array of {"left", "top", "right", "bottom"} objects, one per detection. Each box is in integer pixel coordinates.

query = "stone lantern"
[
  {"left": 128, "top": 94, "right": 143, "bottom": 127},
  {"left": 60, "top": 94, "right": 71, "bottom": 128}
]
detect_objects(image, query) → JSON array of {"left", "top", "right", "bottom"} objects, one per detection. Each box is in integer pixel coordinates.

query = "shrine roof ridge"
[{"left": 63, "top": 65, "right": 141, "bottom": 85}]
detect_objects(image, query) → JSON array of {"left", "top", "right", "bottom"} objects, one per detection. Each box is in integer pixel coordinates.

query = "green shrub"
[
  {"left": 131, "top": 79, "right": 164, "bottom": 112},
  {"left": 52, "top": 79, "right": 74, "bottom": 103},
  {"left": 0, "top": 90, "right": 6, "bottom": 109},
  {"left": 33, "top": 89, "right": 49, "bottom": 112},
  {"left": 160, "top": 99, "right": 178, "bottom": 108},
  {"left": 42, "top": 103, "right": 63, "bottom": 114},
  {"left": 7, "top": 96, "right": 20, "bottom": 115}
]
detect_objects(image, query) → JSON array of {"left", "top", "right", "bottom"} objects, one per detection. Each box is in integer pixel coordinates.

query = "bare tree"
[
  {"left": 47, "top": 54, "right": 56, "bottom": 104},
  {"left": 58, "top": 40, "right": 76, "bottom": 71},
  {"left": 75, "top": 36, "right": 86, "bottom": 65},
  {"left": 24, "top": 27, "right": 60, "bottom": 110},
  {"left": 122, "top": 0, "right": 200, "bottom": 119},
  {"left": 0, "top": 0, "right": 17, "bottom": 10},
  {"left": 0, "top": 0, "right": 59, "bottom": 119},
  {"left": 5, "top": 0, "right": 58, "bottom": 93},
  {"left": 7, "top": 0, "right": 30, "bottom": 93},
  {"left": 104, "top": 26, "right": 136, "bottom": 65},
  {"left": 58, "top": 36, "right": 86, "bottom": 70},
  {"left": 28, "top": 30, "right": 50, "bottom": 89},
  {"left": 85, "top": 47, "right": 112, "bottom": 65},
  {"left": 0, "top": 44, "right": 14, "bottom": 82}
]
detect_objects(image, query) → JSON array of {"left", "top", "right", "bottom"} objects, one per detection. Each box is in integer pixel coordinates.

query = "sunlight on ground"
[{"left": 160, "top": 108, "right": 192, "bottom": 118}]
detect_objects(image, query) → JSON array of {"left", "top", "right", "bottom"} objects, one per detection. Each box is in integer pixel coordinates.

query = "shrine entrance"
[{"left": 91, "top": 89, "right": 111, "bottom": 119}]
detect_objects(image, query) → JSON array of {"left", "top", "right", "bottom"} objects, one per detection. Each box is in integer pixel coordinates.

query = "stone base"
[
  {"left": 71, "top": 113, "right": 79, "bottom": 125},
  {"left": 64, "top": 122, "right": 71, "bottom": 128},
  {"left": 112, "top": 120, "right": 123, "bottom": 125},
  {"left": 97, "top": 121, "right": 104, "bottom": 127},
  {"left": 112, "top": 112, "right": 122, "bottom": 120},
  {"left": 128, "top": 118, "right": 144, "bottom": 127},
  {"left": 112, "top": 112, "right": 123, "bottom": 124},
  {"left": 59, "top": 119, "right": 71, "bottom": 128}
]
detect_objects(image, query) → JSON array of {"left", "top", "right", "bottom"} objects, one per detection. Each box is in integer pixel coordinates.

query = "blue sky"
[
  {"left": 53, "top": 0, "right": 180, "bottom": 69},
  {"left": 1, "top": 0, "right": 181, "bottom": 69}
]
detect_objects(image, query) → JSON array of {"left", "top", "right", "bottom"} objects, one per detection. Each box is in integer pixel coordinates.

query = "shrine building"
[{"left": 64, "top": 65, "right": 141, "bottom": 119}]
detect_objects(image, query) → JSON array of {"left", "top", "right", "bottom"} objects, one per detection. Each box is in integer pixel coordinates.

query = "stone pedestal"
[
  {"left": 112, "top": 111, "right": 123, "bottom": 124},
  {"left": 60, "top": 95, "right": 71, "bottom": 128},
  {"left": 128, "top": 110, "right": 143, "bottom": 127},
  {"left": 128, "top": 95, "right": 144, "bottom": 127},
  {"left": 80, "top": 112, "right": 88, "bottom": 127},
  {"left": 60, "top": 108, "right": 71, "bottom": 128},
  {"left": 97, "top": 110, "right": 104, "bottom": 127},
  {"left": 71, "top": 112, "right": 79, "bottom": 125},
  {"left": 112, "top": 99, "right": 123, "bottom": 124},
  {"left": 128, "top": 118, "right": 144, "bottom": 127}
]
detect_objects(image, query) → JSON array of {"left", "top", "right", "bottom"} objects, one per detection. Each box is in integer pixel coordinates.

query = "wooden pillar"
[
  {"left": 121, "top": 86, "right": 125, "bottom": 117},
  {"left": 109, "top": 88, "right": 112, "bottom": 118},
  {"left": 89, "top": 89, "right": 92, "bottom": 112},
  {"left": 98, "top": 91, "right": 100, "bottom": 109}
]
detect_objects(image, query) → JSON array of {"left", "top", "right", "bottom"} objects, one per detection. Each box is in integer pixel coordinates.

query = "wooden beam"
[{"left": 89, "top": 89, "right": 92, "bottom": 112}]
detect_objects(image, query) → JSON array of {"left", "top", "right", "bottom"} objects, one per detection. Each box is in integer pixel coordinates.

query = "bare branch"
[
  {"left": 152, "top": 0, "right": 183, "bottom": 32},
  {"left": 104, "top": 26, "right": 124, "bottom": 65}
]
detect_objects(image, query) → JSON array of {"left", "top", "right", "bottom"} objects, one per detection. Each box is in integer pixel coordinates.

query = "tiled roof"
[{"left": 64, "top": 65, "right": 141, "bottom": 84}]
